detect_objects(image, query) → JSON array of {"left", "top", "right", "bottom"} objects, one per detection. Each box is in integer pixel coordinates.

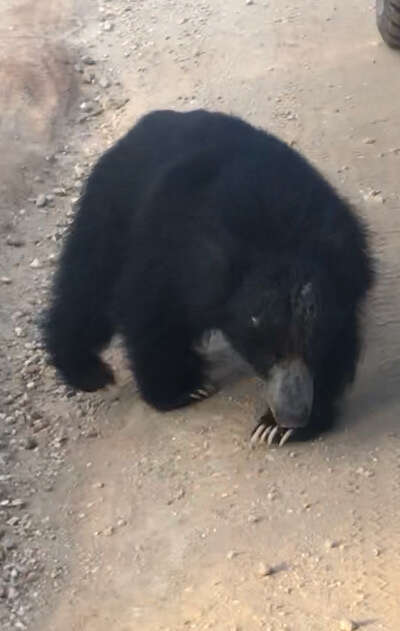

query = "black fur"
[{"left": 43, "top": 109, "right": 374, "bottom": 439}]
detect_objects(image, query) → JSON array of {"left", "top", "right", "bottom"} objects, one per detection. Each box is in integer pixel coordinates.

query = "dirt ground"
[{"left": 1, "top": 1, "right": 400, "bottom": 630}]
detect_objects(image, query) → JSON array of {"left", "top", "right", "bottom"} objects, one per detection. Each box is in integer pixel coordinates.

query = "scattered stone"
[
  {"left": 23, "top": 436, "right": 38, "bottom": 450},
  {"left": 6, "top": 235, "right": 25, "bottom": 247},
  {"left": 85, "top": 428, "right": 99, "bottom": 439},
  {"left": 363, "top": 137, "right": 376, "bottom": 145},
  {"left": 362, "top": 189, "right": 385, "bottom": 204},
  {"left": 248, "top": 514, "right": 262, "bottom": 524},
  {"left": 82, "top": 55, "right": 96, "bottom": 65},
  {"left": 339, "top": 619, "right": 358, "bottom": 631},
  {"left": 324, "top": 539, "right": 339, "bottom": 550},
  {"left": 257, "top": 562, "right": 273, "bottom": 577},
  {"left": 3, "top": 536, "right": 17, "bottom": 550},
  {"left": 74, "top": 164, "right": 85, "bottom": 179},
  {"left": 10, "top": 499, "right": 25, "bottom": 508},
  {"left": 83, "top": 69, "right": 96, "bottom": 84},
  {"left": 1, "top": 276, "right": 12, "bottom": 284},
  {"left": 80, "top": 101, "right": 93, "bottom": 112},
  {"left": 30, "top": 258, "right": 42, "bottom": 269},
  {"left": 53, "top": 187, "right": 67, "bottom": 196},
  {"left": 36, "top": 194, "right": 47, "bottom": 208},
  {"left": 103, "top": 21, "right": 114, "bottom": 32},
  {"left": 103, "top": 526, "right": 114, "bottom": 536},
  {"left": 227, "top": 550, "right": 238, "bottom": 560},
  {"left": 7, "top": 585, "right": 18, "bottom": 601},
  {"left": 99, "top": 76, "right": 111, "bottom": 89},
  {"left": 356, "top": 466, "right": 375, "bottom": 477},
  {"left": 246, "top": 0, "right": 254, "bottom": 4}
]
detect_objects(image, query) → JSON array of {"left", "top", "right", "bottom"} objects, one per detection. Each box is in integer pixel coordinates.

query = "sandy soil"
[{"left": 1, "top": 1, "right": 400, "bottom": 630}]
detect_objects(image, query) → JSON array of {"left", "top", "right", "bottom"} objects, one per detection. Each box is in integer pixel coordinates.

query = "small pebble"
[
  {"left": 325, "top": 539, "right": 339, "bottom": 550},
  {"left": 257, "top": 561, "right": 273, "bottom": 577},
  {"left": 6, "top": 235, "right": 25, "bottom": 247},
  {"left": 103, "top": 526, "right": 114, "bottom": 536},
  {"left": 30, "top": 258, "right": 41, "bottom": 269},
  {"left": 339, "top": 619, "right": 358, "bottom": 631},
  {"left": 82, "top": 55, "right": 96, "bottom": 65},
  {"left": 248, "top": 514, "right": 262, "bottom": 524},
  {"left": 36, "top": 194, "right": 47, "bottom": 208},
  {"left": 23, "top": 436, "right": 38, "bottom": 450},
  {"left": 99, "top": 76, "right": 111, "bottom": 89},
  {"left": 227, "top": 550, "right": 238, "bottom": 560}
]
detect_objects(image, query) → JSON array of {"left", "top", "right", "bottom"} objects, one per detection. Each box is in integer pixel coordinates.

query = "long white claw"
[
  {"left": 260, "top": 425, "right": 273, "bottom": 443},
  {"left": 197, "top": 388, "right": 209, "bottom": 398},
  {"left": 267, "top": 425, "right": 279, "bottom": 446},
  {"left": 278, "top": 429, "right": 294, "bottom": 447},
  {"left": 190, "top": 392, "right": 202, "bottom": 400},
  {"left": 250, "top": 424, "right": 267, "bottom": 446}
]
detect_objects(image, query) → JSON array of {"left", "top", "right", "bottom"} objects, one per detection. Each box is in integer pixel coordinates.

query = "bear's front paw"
[
  {"left": 250, "top": 411, "right": 294, "bottom": 448},
  {"left": 189, "top": 382, "right": 216, "bottom": 402}
]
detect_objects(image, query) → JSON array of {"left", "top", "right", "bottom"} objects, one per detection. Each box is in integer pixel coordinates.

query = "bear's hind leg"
[{"left": 44, "top": 299, "right": 116, "bottom": 392}]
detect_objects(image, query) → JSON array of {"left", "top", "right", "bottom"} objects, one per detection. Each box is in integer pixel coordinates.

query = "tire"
[{"left": 377, "top": 0, "right": 400, "bottom": 48}]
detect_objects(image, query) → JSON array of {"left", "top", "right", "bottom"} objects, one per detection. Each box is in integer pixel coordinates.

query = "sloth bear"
[{"left": 44, "top": 109, "right": 374, "bottom": 445}]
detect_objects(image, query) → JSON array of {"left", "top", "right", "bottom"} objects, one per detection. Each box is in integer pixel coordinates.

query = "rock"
[
  {"left": 226, "top": 550, "right": 238, "bottom": 560},
  {"left": 80, "top": 101, "right": 93, "bottom": 112},
  {"left": 339, "top": 619, "right": 358, "bottom": 631},
  {"left": 82, "top": 55, "right": 96, "bottom": 65},
  {"left": 30, "top": 258, "right": 42, "bottom": 269},
  {"left": 103, "top": 21, "right": 114, "bottom": 32},
  {"left": 248, "top": 514, "right": 262, "bottom": 524},
  {"left": 10, "top": 498, "right": 25, "bottom": 508},
  {"left": 53, "top": 187, "right": 67, "bottom": 196},
  {"left": 3, "top": 537, "right": 17, "bottom": 550},
  {"left": 83, "top": 69, "right": 95, "bottom": 84},
  {"left": 99, "top": 76, "right": 111, "bottom": 89},
  {"left": 362, "top": 190, "right": 385, "bottom": 204},
  {"left": 6, "top": 235, "right": 25, "bottom": 247},
  {"left": 363, "top": 137, "right": 376, "bottom": 145},
  {"left": 7, "top": 585, "right": 18, "bottom": 601},
  {"left": 257, "top": 561, "right": 273, "bottom": 577},
  {"left": 1, "top": 276, "right": 12, "bottom": 284},
  {"left": 103, "top": 526, "right": 114, "bottom": 536},
  {"left": 23, "top": 436, "right": 38, "bottom": 450},
  {"left": 324, "top": 539, "right": 339, "bottom": 550},
  {"left": 36, "top": 194, "right": 47, "bottom": 208},
  {"left": 356, "top": 466, "right": 375, "bottom": 477}
]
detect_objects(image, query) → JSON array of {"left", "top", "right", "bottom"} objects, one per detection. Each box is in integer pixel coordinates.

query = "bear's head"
[{"left": 222, "top": 261, "right": 344, "bottom": 430}]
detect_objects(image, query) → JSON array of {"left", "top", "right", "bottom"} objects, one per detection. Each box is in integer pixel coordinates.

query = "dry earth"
[{"left": 1, "top": 1, "right": 400, "bottom": 630}]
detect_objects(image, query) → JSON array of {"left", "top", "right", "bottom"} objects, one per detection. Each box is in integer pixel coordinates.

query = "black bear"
[{"left": 44, "top": 109, "right": 374, "bottom": 445}]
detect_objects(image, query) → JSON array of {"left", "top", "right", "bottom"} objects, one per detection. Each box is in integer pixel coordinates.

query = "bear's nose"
[{"left": 263, "top": 357, "right": 313, "bottom": 428}]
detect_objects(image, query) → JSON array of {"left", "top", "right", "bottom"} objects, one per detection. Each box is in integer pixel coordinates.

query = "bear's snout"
[{"left": 263, "top": 358, "right": 314, "bottom": 429}]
